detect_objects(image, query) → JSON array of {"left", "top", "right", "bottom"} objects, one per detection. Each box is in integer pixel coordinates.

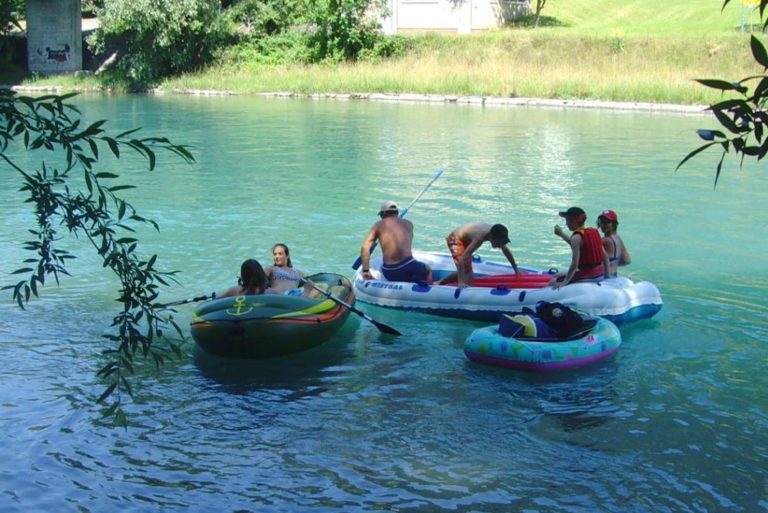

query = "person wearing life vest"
[{"left": 550, "top": 206, "right": 610, "bottom": 289}]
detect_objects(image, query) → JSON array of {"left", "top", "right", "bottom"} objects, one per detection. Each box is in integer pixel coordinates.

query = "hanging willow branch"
[{"left": 1, "top": 90, "right": 195, "bottom": 426}]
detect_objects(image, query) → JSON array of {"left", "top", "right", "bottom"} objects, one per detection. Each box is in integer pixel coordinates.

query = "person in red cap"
[
  {"left": 437, "top": 222, "right": 522, "bottom": 287},
  {"left": 597, "top": 209, "right": 631, "bottom": 277},
  {"left": 550, "top": 207, "right": 610, "bottom": 289},
  {"left": 359, "top": 200, "right": 432, "bottom": 283}
]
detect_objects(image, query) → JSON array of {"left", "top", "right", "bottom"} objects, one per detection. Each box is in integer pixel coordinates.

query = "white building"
[{"left": 380, "top": 0, "right": 530, "bottom": 34}]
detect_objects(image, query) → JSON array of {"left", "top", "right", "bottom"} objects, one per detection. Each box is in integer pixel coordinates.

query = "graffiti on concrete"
[{"left": 36, "top": 44, "right": 71, "bottom": 62}]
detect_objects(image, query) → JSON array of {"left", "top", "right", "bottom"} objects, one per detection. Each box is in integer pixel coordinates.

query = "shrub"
[{"left": 88, "top": 0, "right": 229, "bottom": 90}]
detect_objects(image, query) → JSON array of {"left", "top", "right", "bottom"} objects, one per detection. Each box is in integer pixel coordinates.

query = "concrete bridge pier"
[{"left": 26, "top": 0, "right": 82, "bottom": 74}]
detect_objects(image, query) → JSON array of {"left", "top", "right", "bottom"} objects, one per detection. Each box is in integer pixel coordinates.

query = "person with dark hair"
[
  {"left": 219, "top": 259, "right": 268, "bottom": 297},
  {"left": 264, "top": 243, "right": 306, "bottom": 294},
  {"left": 597, "top": 209, "right": 631, "bottom": 277},
  {"left": 359, "top": 200, "right": 432, "bottom": 283},
  {"left": 437, "top": 222, "right": 521, "bottom": 287},
  {"left": 550, "top": 207, "right": 610, "bottom": 289}
]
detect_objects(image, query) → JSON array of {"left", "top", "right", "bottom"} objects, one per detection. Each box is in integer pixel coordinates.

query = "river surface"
[{"left": 0, "top": 95, "right": 766, "bottom": 512}]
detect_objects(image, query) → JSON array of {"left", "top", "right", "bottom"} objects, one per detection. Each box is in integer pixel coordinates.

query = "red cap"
[{"left": 598, "top": 209, "right": 618, "bottom": 223}]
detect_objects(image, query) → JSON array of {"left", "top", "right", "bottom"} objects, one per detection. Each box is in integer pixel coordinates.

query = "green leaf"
[
  {"left": 114, "top": 409, "right": 127, "bottom": 428},
  {"left": 714, "top": 153, "right": 725, "bottom": 188},
  {"left": 115, "top": 127, "right": 142, "bottom": 139},
  {"left": 676, "top": 142, "right": 719, "bottom": 171},
  {"left": 695, "top": 79, "right": 741, "bottom": 91},
  {"left": 108, "top": 185, "right": 136, "bottom": 192},
  {"left": 96, "top": 361, "right": 118, "bottom": 378},
  {"left": 711, "top": 109, "right": 741, "bottom": 134},
  {"left": 97, "top": 382, "right": 117, "bottom": 403},
  {"left": 102, "top": 401, "right": 119, "bottom": 418},
  {"left": 88, "top": 138, "right": 99, "bottom": 159},
  {"left": 148, "top": 150, "right": 156, "bottom": 170},
  {"left": 82, "top": 119, "right": 107, "bottom": 137},
  {"left": 696, "top": 129, "right": 725, "bottom": 141},
  {"left": 751, "top": 35, "right": 768, "bottom": 69},
  {"left": 105, "top": 137, "right": 120, "bottom": 158}
]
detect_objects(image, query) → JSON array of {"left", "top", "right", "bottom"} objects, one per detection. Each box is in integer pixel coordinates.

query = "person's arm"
[
  {"left": 218, "top": 286, "right": 237, "bottom": 298},
  {"left": 554, "top": 224, "right": 570, "bottom": 244},
  {"left": 553, "top": 234, "right": 581, "bottom": 289},
  {"left": 500, "top": 244, "right": 522, "bottom": 276},
  {"left": 263, "top": 266, "right": 275, "bottom": 287},
  {"left": 455, "top": 237, "right": 483, "bottom": 287},
  {"left": 360, "top": 224, "right": 378, "bottom": 280},
  {"left": 458, "top": 238, "right": 483, "bottom": 268},
  {"left": 619, "top": 238, "right": 632, "bottom": 267},
  {"left": 601, "top": 237, "right": 612, "bottom": 257},
  {"left": 601, "top": 246, "right": 610, "bottom": 279}
]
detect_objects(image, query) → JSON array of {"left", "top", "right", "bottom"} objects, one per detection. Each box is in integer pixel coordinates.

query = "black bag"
[{"left": 535, "top": 301, "right": 584, "bottom": 338}]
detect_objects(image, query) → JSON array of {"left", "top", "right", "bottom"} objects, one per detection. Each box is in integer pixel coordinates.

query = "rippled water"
[{"left": 1, "top": 95, "right": 766, "bottom": 512}]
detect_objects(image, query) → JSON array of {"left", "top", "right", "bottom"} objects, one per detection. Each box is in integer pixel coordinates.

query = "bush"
[
  {"left": 306, "top": 0, "right": 387, "bottom": 62},
  {"left": 223, "top": 0, "right": 304, "bottom": 38},
  {"left": 358, "top": 34, "right": 415, "bottom": 62},
  {"left": 88, "top": 0, "right": 229, "bottom": 90},
  {"left": 219, "top": 30, "right": 313, "bottom": 66}
]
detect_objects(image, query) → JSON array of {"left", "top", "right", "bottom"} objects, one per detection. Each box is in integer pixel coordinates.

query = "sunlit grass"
[{"left": 158, "top": 31, "right": 757, "bottom": 105}]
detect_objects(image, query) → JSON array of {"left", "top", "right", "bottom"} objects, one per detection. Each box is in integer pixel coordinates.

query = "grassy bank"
[
  {"left": 160, "top": 32, "right": 757, "bottom": 105},
  {"left": 6, "top": 0, "right": 764, "bottom": 105}
]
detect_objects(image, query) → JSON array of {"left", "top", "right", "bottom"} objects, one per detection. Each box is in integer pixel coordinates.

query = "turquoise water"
[{"left": 1, "top": 95, "right": 766, "bottom": 512}]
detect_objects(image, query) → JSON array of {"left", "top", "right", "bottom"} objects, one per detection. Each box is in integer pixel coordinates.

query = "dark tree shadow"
[{"left": 505, "top": 15, "right": 567, "bottom": 29}]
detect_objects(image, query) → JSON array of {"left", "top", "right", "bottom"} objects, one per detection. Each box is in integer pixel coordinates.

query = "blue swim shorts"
[{"left": 381, "top": 257, "right": 428, "bottom": 283}]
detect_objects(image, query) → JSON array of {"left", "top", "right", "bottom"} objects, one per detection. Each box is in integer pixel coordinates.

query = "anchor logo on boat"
[{"left": 226, "top": 296, "right": 254, "bottom": 316}]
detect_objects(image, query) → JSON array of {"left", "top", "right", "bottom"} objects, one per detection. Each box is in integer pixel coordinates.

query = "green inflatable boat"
[{"left": 191, "top": 273, "right": 354, "bottom": 358}]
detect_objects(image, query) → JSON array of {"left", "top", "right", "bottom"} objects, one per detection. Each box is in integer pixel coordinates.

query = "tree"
[
  {"left": 0, "top": 0, "right": 23, "bottom": 64},
  {"left": 0, "top": 0, "right": 23, "bottom": 31},
  {"left": 87, "top": 0, "right": 228, "bottom": 89},
  {"left": 678, "top": 0, "right": 768, "bottom": 186},
  {"left": 306, "top": 0, "right": 387, "bottom": 62},
  {"left": 224, "top": 0, "right": 304, "bottom": 37},
  {"left": 532, "top": 0, "right": 548, "bottom": 28},
  {"left": 1, "top": 89, "right": 194, "bottom": 425}
]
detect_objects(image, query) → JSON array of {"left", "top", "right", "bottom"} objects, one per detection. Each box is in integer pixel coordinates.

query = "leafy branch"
[
  {"left": 678, "top": 0, "right": 768, "bottom": 186},
  {"left": 1, "top": 90, "right": 194, "bottom": 426}
]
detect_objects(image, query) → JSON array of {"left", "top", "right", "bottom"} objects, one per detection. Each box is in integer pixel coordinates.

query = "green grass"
[
  {"left": 542, "top": 0, "right": 750, "bottom": 36},
  {"left": 4, "top": 0, "right": 765, "bottom": 105}
]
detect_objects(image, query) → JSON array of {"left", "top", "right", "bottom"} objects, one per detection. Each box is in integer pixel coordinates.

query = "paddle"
[
  {"left": 159, "top": 293, "right": 216, "bottom": 308},
  {"left": 352, "top": 168, "right": 444, "bottom": 270},
  {"left": 300, "top": 279, "right": 402, "bottom": 336}
]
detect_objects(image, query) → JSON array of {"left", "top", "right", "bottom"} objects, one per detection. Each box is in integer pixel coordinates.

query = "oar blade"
[{"left": 371, "top": 319, "right": 402, "bottom": 336}]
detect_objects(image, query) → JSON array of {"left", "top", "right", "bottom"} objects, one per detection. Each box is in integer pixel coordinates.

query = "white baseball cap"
[{"left": 379, "top": 200, "right": 399, "bottom": 214}]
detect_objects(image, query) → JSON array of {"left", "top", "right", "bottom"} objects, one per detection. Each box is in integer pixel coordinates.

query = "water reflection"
[{"left": 191, "top": 321, "right": 359, "bottom": 396}]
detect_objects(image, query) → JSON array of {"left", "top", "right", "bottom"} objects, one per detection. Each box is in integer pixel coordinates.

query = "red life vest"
[{"left": 574, "top": 227, "right": 603, "bottom": 270}]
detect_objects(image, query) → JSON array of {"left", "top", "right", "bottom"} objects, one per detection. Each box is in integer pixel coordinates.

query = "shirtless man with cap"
[
  {"left": 359, "top": 200, "right": 432, "bottom": 283},
  {"left": 437, "top": 222, "right": 521, "bottom": 287}
]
